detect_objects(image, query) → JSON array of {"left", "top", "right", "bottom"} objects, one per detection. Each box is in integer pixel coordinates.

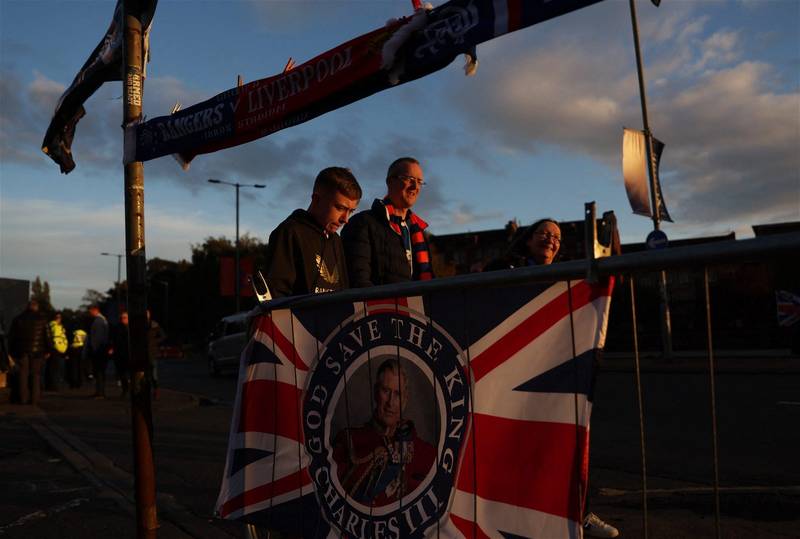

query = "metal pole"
[
  {"left": 629, "top": 277, "right": 649, "bottom": 538},
  {"left": 235, "top": 183, "right": 240, "bottom": 313},
  {"left": 116, "top": 253, "right": 123, "bottom": 318},
  {"left": 628, "top": 0, "right": 673, "bottom": 360},
  {"left": 116, "top": 254, "right": 122, "bottom": 290},
  {"left": 703, "top": 267, "right": 722, "bottom": 538},
  {"left": 122, "top": 2, "right": 157, "bottom": 537}
]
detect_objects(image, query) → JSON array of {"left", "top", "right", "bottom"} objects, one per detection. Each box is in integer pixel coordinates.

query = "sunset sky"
[{"left": 1, "top": 0, "right": 798, "bottom": 308}]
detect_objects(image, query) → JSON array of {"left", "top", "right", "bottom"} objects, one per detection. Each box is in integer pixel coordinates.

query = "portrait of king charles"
[{"left": 332, "top": 358, "right": 437, "bottom": 506}]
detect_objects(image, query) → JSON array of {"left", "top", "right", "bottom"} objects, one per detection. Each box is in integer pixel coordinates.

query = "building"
[{"left": 429, "top": 219, "right": 799, "bottom": 354}]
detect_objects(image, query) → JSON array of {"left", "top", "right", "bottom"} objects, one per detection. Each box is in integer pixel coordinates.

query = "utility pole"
[
  {"left": 208, "top": 179, "right": 265, "bottom": 313},
  {"left": 628, "top": 0, "right": 673, "bottom": 360},
  {"left": 123, "top": 2, "right": 158, "bottom": 537}
]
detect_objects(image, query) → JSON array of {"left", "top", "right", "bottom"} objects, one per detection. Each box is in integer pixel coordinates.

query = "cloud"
[
  {"left": 0, "top": 197, "right": 230, "bottom": 309},
  {"left": 446, "top": 2, "right": 800, "bottom": 230}
]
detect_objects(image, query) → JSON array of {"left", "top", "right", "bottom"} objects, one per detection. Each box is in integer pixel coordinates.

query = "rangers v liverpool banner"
[
  {"left": 126, "top": 0, "right": 605, "bottom": 167},
  {"left": 216, "top": 277, "right": 614, "bottom": 537}
]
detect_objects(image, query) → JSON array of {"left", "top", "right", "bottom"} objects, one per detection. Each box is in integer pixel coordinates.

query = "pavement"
[
  {"left": 0, "top": 383, "right": 239, "bottom": 539},
  {"left": 0, "top": 354, "right": 798, "bottom": 538}
]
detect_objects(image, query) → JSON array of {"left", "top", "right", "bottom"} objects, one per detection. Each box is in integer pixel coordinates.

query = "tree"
[
  {"left": 81, "top": 289, "right": 108, "bottom": 310},
  {"left": 31, "top": 276, "right": 54, "bottom": 312}
]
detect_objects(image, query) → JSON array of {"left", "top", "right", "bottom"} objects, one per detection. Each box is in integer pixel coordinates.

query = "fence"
[{"left": 225, "top": 216, "right": 800, "bottom": 538}]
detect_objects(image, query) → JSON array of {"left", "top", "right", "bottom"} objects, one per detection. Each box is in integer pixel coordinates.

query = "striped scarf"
[{"left": 381, "top": 198, "right": 433, "bottom": 281}]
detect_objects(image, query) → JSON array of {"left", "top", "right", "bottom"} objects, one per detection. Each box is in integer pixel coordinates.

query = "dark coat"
[
  {"left": 111, "top": 323, "right": 130, "bottom": 362},
  {"left": 342, "top": 199, "right": 429, "bottom": 287},
  {"left": 265, "top": 209, "right": 349, "bottom": 298},
  {"left": 8, "top": 309, "right": 50, "bottom": 357},
  {"left": 146, "top": 320, "right": 166, "bottom": 364}
]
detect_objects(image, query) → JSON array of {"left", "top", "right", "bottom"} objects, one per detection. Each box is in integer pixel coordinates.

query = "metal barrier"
[{"left": 236, "top": 225, "right": 800, "bottom": 538}]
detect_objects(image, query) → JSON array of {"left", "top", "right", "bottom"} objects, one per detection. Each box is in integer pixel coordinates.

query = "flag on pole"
[
  {"left": 776, "top": 290, "right": 800, "bottom": 327},
  {"left": 622, "top": 128, "right": 672, "bottom": 222},
  {"left": 126, "top": 0, "right": 606, "bottom": 168},
  {"left": 216, "top": 277, "right": 615, "bottom": 537},
  {"left": 41, "top": 0, "right": 157, "bottom": 174}
]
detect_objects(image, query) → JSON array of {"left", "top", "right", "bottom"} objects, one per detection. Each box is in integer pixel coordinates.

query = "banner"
[
  {"left": 127, "top": 0, "right": 606, "bottom": 167},
  {"left": 622, "top": 128, "right": 672, "bottom": 222},
  {"left": 41, "top": 0, "right": 157, "bottom": 174},
  {"left": 220, "top": 257, "right": 255, "bottom": 297},
  {"left": 216, "top": 277, "right": 614, "bottom": 537}
]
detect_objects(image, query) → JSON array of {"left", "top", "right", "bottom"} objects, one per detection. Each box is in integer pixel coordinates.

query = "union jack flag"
[
  {"left": 216, "top": 277, "right": 614, "bottom": 538},
  {"left": 776, "top": 290, "right": 800, "bottom": 327}
]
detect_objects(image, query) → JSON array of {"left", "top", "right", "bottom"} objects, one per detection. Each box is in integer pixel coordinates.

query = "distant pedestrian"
[
  {"left": 110, "top": 311, "right": 130, "bottom": 398},
  {"left": 86, "top": 304, "right": 111, "bottom": 399},
  {"left": 66, "top": 324, "right": 87, "bottom": 388},
  {"left": 46, "top": 312, "right": 68, "bottom": 391},
  {"left": 8, "top": 300, "right": 50, "bottom": 405},
  {"left": 146, "top": 309, "right": 166, "bottom": 400}
]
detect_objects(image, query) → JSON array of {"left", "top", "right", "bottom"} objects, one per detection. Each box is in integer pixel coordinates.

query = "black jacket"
[
  {"left": 342, "top": 199, "right": 418, "bottom": 287},
  {"left": 147, "top": 320, "right": 165, "bottom": 363},
  {"left": 9, "top": 309, "right": 50, "bottom": 357},
  {"left": 265, "top": 209, "right": 349, "bottom": 298}
]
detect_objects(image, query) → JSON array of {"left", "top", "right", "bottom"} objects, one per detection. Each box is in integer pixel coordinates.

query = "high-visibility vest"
[
  {"left": 50, "top": 321, "right": 69, "bottom": 354},
  {"left": 70, "top": 329, "right": 87, "bottom": 349}
]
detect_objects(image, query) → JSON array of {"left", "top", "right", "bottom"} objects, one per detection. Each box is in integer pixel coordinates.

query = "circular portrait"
[{"left": 329, "top": 354, "right": 440, "bottom": 508}]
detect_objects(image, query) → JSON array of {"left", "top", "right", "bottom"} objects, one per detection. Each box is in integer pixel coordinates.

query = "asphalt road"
[{"left": 3, "top": 355, "right": 797, "bottom": 538}]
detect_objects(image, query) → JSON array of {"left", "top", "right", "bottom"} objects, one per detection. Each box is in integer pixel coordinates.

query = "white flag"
[{"left": 622, "top": 128, "right": 673, "bottom": 222}]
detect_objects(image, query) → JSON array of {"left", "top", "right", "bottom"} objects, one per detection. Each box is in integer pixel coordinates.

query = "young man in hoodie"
[{"left": 265, "top": 167, "right": 362, "bottom": 298}]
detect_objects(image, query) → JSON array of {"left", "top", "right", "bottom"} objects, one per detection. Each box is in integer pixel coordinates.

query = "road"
[{"left": 2, "top": 355, "right": 797, "bottom": 538}]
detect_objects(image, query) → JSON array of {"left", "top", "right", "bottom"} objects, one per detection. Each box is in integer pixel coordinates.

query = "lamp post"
[
  {"left": 101, "top": 251, "right": 124, "bottom": 318},
  {"left": 207, "top": 179, "right": 265, "bottom": 312}
]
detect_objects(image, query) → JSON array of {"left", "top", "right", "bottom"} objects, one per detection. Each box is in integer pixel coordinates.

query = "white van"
[{"left": 207, "top": 312, "right": 250, "bottom": 376}]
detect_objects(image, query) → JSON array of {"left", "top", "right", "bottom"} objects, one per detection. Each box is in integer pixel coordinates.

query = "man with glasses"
[
  {"left": 342, "top": 157, "right": 434, "bottom": 287},
  {"left": 265, "top": 167, "right": 362, "bottom": 298}
]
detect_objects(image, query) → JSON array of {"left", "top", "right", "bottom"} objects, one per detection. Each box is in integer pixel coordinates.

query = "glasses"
[
  {"left": 394, "top": 174, "right": 426, "bottom": 187},
  {"left": 534, "top": 231, "right": 561, "bottom": 244}
]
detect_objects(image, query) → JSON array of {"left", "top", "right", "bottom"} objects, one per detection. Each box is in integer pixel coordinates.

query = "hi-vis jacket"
[
  {"left": 49, "top": 320, "right": 68, "bottom": 354},
  {"left": 70, "top": 329, "right": 87, "bottom": 349}
]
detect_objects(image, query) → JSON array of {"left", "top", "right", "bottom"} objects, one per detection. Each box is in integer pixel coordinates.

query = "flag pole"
[
  {"left": 628, "top": 0, "right": 673, "bottom": 360},
  {"left": 123, "top": 1, "right": 158, "bottom": 537}
]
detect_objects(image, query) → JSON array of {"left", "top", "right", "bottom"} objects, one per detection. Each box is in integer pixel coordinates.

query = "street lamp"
[
  {"left": 101, "top": 251, "right": 124, "bottom": 317},
  {"left": 207, "top": 179, "right": 265, "bottom": 312}
]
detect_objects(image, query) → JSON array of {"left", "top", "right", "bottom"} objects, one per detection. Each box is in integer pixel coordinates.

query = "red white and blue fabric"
[
  {"left": 776, "top": 290, "right": 800, "bottom": 327},
  {"left": 216, "top": 277, "right": 614, "bottom": 538}
]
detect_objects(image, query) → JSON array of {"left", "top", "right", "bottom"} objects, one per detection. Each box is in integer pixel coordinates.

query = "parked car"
[{"left": 207, "top": 312, "right": 249, "bottom": 376}]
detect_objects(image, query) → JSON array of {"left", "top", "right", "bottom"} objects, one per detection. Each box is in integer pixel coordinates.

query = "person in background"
[
  {"left": 86, "top": 304, "right": 111, "bottom": 399},
  {"left": 110, "top": 311, "right": 130, "bottom": 398},
  {"left": 8, "top": 300, "right": 50, "bottom": 405},
  {"left": 484, "top": 218, "right": 562, "bottom": 271},
  {"left": 67, "top": 323, "right": 87, "bottom": 389},
  {"left": 146, "top": 309, "right": 166, "bottom": 400},
  {"left": 342, "top": 157, "right": 434, "bottom": 287},
  {"left": 46, "top": 311, "right": 68, "bottom": 391},
  {"left": 486, "top": 218, "right": 619, "bottom": 538}
]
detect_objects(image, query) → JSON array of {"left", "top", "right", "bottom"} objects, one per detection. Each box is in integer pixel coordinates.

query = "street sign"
[{"left": 646, "top": 229, "right": 669, "bottom": 250}]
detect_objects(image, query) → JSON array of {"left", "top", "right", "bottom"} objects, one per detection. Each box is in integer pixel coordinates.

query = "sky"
[{"left": 1, "top": 0, "right": 798, "bottom": 310}]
